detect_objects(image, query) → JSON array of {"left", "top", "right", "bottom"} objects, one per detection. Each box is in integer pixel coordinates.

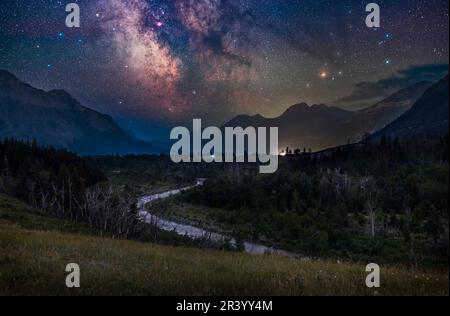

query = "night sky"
[{"left": 0, "top": 0, "right": 448, "bottom": 141}]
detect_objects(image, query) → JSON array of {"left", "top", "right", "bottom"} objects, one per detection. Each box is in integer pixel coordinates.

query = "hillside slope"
[
  {"left": 0, "top": 194, "right": 447, "bottom": 296},
  {"left": 373, "top": 76, "right": 449, "bottom": 139},
  {"left": 0, "top": 70, "right": 160, "bottom": 155}
]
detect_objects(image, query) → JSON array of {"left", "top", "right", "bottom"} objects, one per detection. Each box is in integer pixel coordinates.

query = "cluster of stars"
[{"left": 0, "top": 0, "right": 447, "bottom": 126}]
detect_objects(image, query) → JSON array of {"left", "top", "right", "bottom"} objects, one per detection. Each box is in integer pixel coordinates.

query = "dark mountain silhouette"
[
  {"left": 373, "top": 75, "right": 449, "bottom": 139},
  {"left": 348, "top": 81, "right": 432, "bottom": 134},
  {"left": 225, "top": 81, "right": 431, "bottom": 152},
  {"left": 0, "top": 70, "right": 160, "bottom": 155}
]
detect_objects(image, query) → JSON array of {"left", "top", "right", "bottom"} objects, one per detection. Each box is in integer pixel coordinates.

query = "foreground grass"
[{"left": 0, "top": 194, "right": 448, "bottom": 296}]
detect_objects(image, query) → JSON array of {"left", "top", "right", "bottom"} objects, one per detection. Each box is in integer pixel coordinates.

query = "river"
[{"left": 138, "top": 184, "right": 292, "bottom": 256}]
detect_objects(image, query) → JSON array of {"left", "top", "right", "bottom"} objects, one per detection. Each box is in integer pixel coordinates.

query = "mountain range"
[
  {"left": 225, "top": 81, "right": 434, "bottom": 151},
  {"left": 1, "top": 69, "right": 448, "bottom": 155},
  {"left": 372, "top": 75, "right": 449, "bottom": 139},
  {"left": 0, "top": 70, "right": 160, "bottom": 155}
]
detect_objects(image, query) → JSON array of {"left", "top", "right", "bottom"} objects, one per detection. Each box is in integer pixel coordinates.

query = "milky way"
[
  {"left": 94, "top": 0, "right": 184, "bottom": 113},
  {"left": 0, "top": 0, "right": 448, "bottom": 139}
]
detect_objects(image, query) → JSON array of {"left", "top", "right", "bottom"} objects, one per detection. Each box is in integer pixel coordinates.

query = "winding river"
[{"left": 138, "top": 184, "right": 291, "bottom": 256}]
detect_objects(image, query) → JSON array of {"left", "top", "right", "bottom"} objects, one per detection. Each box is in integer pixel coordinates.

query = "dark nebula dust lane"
[{"left": 0, "top": 0, "right": 448, "bottom": 130}]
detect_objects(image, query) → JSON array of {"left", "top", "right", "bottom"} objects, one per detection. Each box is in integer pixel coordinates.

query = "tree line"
[
  {"left": 180, "top": 135, "right": 449, "bottom": 266},
  {"left": 0, "top": 139, "right": 147, "bottom": 240}
]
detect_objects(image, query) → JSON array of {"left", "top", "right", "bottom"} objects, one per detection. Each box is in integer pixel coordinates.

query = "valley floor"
[{"left": 0, "top": 194, "right": 448, "bottom": 296}]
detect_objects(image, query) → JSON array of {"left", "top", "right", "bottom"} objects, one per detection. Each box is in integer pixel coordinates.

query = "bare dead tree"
[
  {"left": 364, "top": 184, "right": 380, "bottom": 239},
  {"left": 405, "top": 206, "right": 418, "bottom": 268},
  {"left": 39, "top": 192, "right": 49, "bottom": 213},
  {"left": 67, "top": 176, "right": 73, "bottom": 217},
  {"left": 79, "top": 184, "right": 144, "bottom": 239}
]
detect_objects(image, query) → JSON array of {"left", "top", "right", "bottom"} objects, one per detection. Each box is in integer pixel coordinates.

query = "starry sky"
[{"left": 0, "top": 0, "right": 448, "bottom": 141}]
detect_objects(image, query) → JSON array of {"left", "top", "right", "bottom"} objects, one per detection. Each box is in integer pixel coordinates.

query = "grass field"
[{"left": 0, "top": 194, "right": 448, "bottom": 296}]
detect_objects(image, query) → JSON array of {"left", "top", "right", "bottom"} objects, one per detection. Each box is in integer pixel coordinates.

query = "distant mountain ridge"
[
  {"left": 2, "top": 69, "right": 445, "bottom": 156},
  {"left": 224, "top": 81, "right": 432, "bottom": 151},
  {"left": 373, "top": 75, "right": 449, "bottom": 139},
  {"left": 0, "top": 70, "right": 160, "bottom": 155}
]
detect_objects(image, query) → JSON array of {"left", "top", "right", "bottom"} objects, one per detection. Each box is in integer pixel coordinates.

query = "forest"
[
  {"left": 1, "top": 135, "right": 448, "bottom": 267},
  {"left": 177, "top": 135, "right": 449, "bottom": 266},
  {"left": 0, "top": 139, "right": 147, "bottom": 240}
]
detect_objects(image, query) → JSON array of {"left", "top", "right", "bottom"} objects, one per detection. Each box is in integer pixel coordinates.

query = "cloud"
[{"left": 336, "top": 64, "right": 449, "bottom": 110}]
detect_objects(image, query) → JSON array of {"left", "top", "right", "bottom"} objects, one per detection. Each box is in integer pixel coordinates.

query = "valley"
[
  {"left": 0, "top": 71, "right": 448, "bottom": 296},
  {"left": 1, "top": 0, "right": 448, "bottom": 299},
  {"left": 139, "top": 187, "right": 292, "bottom": 256},
  {"left": 1, "top": 193, "right": 447, "bottom": 296}
]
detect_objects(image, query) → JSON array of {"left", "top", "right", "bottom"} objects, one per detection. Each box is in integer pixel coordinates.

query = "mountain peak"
[
  {"left": 289, "top": 102, "right": 309, "bottom": 109},
  {"left": 283, "top": 103, "right": 350, "bottom": 117},
  {"left": 282, "top": 103, "right": 310, "bottom": 115},
  {"left": 0, "top": 69, "right": 22, "bottom": 85},
  {"left": 360, "top": 81, "right": 432, "bottom": 115},
  {"left": 385, "top": 81, "right": 431, "bottom": 102},
  {"left": 0, "top": 69, "right": 17, "bottom": 78},
  {"left": 46, "top": 89, "right": 76, "bottom": 102},
  {"left": 372, "top": 75, "right": 449, "bottom": 139},
  {"left": 0, "top": 70, "right": 160, "bottom": 155},
  {"left": 223, "top": 79, "right": 446, "bottom": 152}
]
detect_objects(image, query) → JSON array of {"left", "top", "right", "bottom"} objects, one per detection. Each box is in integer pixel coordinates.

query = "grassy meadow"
[{"left": 0, "top": 194, "right": 448, "bottom": 296}]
